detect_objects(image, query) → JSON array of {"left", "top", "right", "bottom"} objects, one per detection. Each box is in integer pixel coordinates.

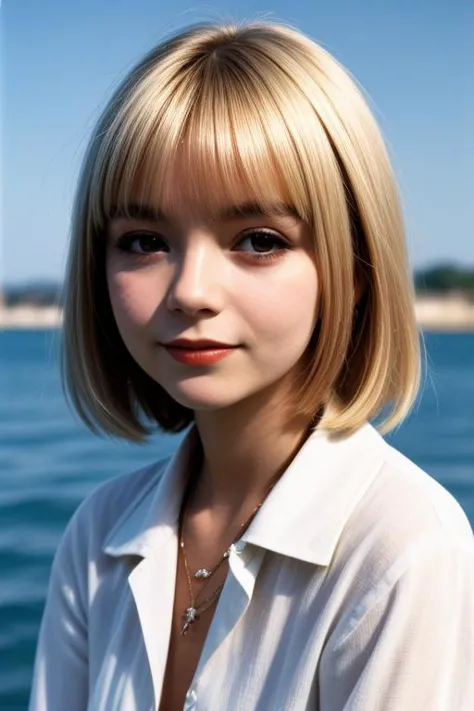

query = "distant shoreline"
[
  {"left": 1, "top": 293, "right": 474, "bottom": 331},
  {"left": 0, "top": 305, "right": 63, "bottom": 329}
]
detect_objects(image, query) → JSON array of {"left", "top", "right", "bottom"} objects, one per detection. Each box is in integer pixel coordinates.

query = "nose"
[{"left": 166, "top": 238, "right": 226, "bottom": 316}]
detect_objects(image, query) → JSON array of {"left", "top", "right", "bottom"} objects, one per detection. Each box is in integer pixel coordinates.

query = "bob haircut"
[{"left": 61, "top": 20, "right": 423, "bottom": 442}]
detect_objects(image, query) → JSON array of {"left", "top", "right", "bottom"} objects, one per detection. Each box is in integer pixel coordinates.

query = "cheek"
[
  {"left": 241, "top": 261, "right": 319, "bottom": 346},
  {"left": 106, "top": 269, "right": 163, "bottom": 331}
]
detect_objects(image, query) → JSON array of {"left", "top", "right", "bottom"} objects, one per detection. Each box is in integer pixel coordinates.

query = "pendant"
[
  {"left": 194, "top": 568, "right": 212, "bottom": 579},
  {"left": 181, "top": 607, "right": 199, "bottom": 636}
]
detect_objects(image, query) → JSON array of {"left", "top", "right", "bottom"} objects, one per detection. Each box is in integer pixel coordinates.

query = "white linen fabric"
[{"left": 28, "top": 420, "right": 474, "bottom": 710}]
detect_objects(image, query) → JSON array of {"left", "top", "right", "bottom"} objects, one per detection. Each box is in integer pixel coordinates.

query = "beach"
[{"left": 2, "top": 293, "right": 474, "bottom": 331}]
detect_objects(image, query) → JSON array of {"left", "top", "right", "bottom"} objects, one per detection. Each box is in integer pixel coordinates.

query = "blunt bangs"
[{"left": 88, "top": 32, "right": 343, "bottom": 232}]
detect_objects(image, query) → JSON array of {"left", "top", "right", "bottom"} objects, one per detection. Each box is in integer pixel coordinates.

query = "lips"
[
  {"left": 164, "top": 344, "right": 238, "bottom": 366},
  {"left": 169, "top": 344, "right": 223, "bottom": 350},
  {"left": 163, "top": 339, "right": 236, "bottom": 350}
]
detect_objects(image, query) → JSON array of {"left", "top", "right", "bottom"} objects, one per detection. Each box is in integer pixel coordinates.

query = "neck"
[{"left": 191, "top": 385, "right": 322, "bottom": 518}]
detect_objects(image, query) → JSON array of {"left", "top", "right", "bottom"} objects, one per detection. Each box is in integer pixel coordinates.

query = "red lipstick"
[
  {"left": 165, "top": 346, "right": 237, "bottom": 366},
  {"left": 162, "top": 338, "right": 239, "bottom": 366}
]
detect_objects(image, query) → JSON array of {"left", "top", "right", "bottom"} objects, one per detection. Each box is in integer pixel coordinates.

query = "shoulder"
[
  {"left": 54, "top": 454, "right": 172, "bottom": 563},
  {"left": 326, "top": 429, "right": 474, "bottom": 644},
  {"left": 335, "top": 426, "right": 474, "bottom": 594},
  {"left": 373, "top": 434, "right": 473, "bottom": 543}
]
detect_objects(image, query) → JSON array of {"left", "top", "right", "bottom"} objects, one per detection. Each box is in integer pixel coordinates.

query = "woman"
[{"left": 29, "top": 20, "right": 474, "bottom": 711}]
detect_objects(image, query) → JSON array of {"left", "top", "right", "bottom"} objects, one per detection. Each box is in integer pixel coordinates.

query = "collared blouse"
[{"left": 28, "top": 420, "right": 474, "bottom": 710}]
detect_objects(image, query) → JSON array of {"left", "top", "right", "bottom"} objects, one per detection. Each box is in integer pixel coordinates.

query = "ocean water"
[{"left": 1, "top": 330, "right": 473, "bottom": 709}]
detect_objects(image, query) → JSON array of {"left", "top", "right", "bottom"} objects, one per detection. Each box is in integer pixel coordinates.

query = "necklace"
[
  {"left": 179, "top": 410, "right": 324, "bottom": 636},
  {"left": 179, "top": 462, "right": 284, "bottom": 636}
]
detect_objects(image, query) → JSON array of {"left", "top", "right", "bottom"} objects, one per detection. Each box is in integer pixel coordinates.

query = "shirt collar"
[{"left": 103, "top": 411, "right": 386, "bottom": 567}]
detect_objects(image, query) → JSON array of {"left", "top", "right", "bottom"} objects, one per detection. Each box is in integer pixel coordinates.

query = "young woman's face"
[{"left": 106, "top": 190, "right": 320, "bottom": 414}]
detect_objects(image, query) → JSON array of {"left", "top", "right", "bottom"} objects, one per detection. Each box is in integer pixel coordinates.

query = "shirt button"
[{"left": 233, "top": 540, "right": 247, "bottom": 553}]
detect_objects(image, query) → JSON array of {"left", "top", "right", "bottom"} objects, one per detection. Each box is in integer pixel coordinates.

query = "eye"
[
  {"left": 114, "top": 231, "right": 166, "bottom": 255},
  {"left": 112, "top": 228, "right": 291, "bottom": 263},
  {"left": 234, "top": 230, "right": 291, "bottom": 261}
]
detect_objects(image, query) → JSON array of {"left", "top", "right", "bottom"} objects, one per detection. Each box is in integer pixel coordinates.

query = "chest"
[
  {"left": 90, "top": 544, "right": 328, "bottom": 710},
  {"left": 158, "top": 550, "right": 230, "bottom": 711}
]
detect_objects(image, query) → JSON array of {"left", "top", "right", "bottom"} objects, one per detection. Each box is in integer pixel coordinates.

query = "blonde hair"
[{"left": 61, "top": 20, "right": 423, "bottom": 442}]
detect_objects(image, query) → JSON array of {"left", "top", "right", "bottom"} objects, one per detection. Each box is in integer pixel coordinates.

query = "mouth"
[
  {"left": 162, "top": 339, "right": 238, "bottom": 350},
  {"left": 162, "top": 343, "right": 239, "bottom": 366},
  {"left": 168, "top": 346, "right": 234, "bottom": 351}
]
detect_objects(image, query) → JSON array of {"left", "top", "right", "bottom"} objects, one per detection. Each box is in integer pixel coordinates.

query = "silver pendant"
[
  {"left": 181, "top": 607, "right": 199, "bottom": 635},
  {"left": 194, "top": 568, "right": 212, "bottom": 579}
]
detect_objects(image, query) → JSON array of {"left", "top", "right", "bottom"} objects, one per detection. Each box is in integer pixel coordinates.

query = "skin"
[{"left": 106, "top": 190, "right": 321, "bottom": 528}]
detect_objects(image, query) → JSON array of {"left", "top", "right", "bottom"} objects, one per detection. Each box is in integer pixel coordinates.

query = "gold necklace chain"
[
  {"left": 178, "top": 410, "right": 323, "bottom": 636},
  {"left": 179, "top": 464, "right": 286, "bottom": 636}
]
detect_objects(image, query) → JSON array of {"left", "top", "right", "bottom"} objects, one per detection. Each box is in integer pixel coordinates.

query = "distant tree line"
[
  {"left": 413, "top": 264, "right": 474, "bottom": 293},
  {"left": 2, "top": 263, "right": 474, "bottom": 307},
  {"left": 2, "top": 282, "right": 63, "bottom": 307}
]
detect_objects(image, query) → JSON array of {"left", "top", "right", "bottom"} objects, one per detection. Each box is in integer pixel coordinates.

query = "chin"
[{"left": 161, "top": 380, "right": 251, "bottom": 412}]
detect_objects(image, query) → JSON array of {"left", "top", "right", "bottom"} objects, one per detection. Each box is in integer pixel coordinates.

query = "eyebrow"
[{"left": 109, "top": 200, "right": 301, "bottom": 223}]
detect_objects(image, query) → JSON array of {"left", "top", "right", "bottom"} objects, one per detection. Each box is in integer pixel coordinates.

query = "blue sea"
[{"left": 1, "top": 330, "right": 473, "bottom": 709}]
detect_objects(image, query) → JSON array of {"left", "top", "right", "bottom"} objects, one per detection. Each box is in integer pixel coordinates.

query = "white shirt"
[{"left": 28, "top": 419, "right": 474, "bottom": 711}]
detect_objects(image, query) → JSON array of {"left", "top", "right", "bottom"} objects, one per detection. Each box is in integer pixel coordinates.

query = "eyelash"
[{"left": 114, "top": 229, "right": 291, "bottom": 263}]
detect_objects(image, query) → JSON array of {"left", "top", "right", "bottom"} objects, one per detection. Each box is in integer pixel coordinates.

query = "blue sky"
[{"left": 2, "top": 0, "right": 473, "bottom": 284}]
